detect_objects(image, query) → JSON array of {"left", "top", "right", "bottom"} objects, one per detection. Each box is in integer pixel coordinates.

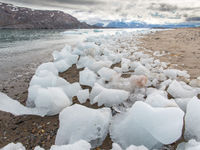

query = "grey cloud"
[
  {"left": 148, "top": 3, "right": 177, "bottom": 12},
  {"left": 186, "top": 17, "right": 200, "bottom": 22}
]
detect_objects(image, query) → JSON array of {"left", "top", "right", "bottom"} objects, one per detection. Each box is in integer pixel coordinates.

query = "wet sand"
[
  {"left": 139, "top": 27, "right": 200, "bottom": 79},
  {"left": 1, "top": 28, "right": 200, "bottom": 149}
]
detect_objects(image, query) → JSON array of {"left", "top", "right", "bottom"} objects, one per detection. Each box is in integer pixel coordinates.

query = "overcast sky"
[{"left": 0, "top": 0, "right": 200, "bottom": 24}]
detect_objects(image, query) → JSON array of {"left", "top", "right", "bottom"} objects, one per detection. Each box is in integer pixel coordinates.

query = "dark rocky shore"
[{"left": 0, "top": 2, "right": 91, "bottom": 29}]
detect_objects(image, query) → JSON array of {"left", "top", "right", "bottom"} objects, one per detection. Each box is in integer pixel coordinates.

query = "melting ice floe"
[
  {"left": 55, "top": 104, "right": 111, "bottom": 148},
  {"left": 110, "top": 101, "right": 184, "bottom": 149}
]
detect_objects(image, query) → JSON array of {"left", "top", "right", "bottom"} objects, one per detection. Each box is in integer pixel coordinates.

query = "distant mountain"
[
  {"left": 105, "top": 20, "right": 200, "bottom": 28},
  {"left": 93, "top": 23, "right": 104, "bottom": 27},
  {"left": 0, "top": 2, "right": 92, "bottom": 29}
]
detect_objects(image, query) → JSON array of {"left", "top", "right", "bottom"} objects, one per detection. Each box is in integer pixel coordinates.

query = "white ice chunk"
[
  {"left": 34, "top": 146, "right": 45, "bottom": 150},
  {"left": 146, "top": 93, "right": 178, "bottom": 107},
  {"left": 77, "top": 89, "right": 89, "bottom": 103},
  {"left": 167, "top": 80, "right": 197, "bottom": 98},
  {"left": 185, "top": 97, "right": 200, "bottom": 141},
  {"left": 34, "top": 87, "right": 71, "bottom": 116},
  {"left": 62, "top": 82, "right": 82, "bottom": 100},
  {"left": 176, "top": 139, "right": 200, "bottom": 150},
  {"left": 97, "top": 67, "right": 117, "bottom": 81},
  {"left": 76, "top": 56, "right": 95, "bottom": 69},
  {"left": 164, "top": 69, "right": 190, "bottom": 79},
  {"left": 55, "top": 104, "right": 111, "bottom": 148},
  {"left": 110, "top": 101, "right": 184, "bottom": 149},
  {"left": 35, "top": 62, "right": 58, "bottom": 76},
  {"left": 121, "top": 58, "right": 131, "bottom": 72},
  {"left": 89, "top": 83, "right": 105, "bottom": 101},
  {"left": 50, "top": 140, "right": 91, "bottom": 150},
  {"left": 54, "top": 60, "right": 71, "bottom": 73},
  {"left": 30, "top": 71, "right": 69, "bottom": 88},
  {"left": 1, "top": 142, "right": 25, "bottom": 150},
  {"left": 0, "top": 92, "right": 47, "bottom": 116},
  {"left": 111, "top": 143, "right": 148, "bottom": 150},
  {"left": 134, "top": 65, "right": 150, "bottom": 76},
  {"left": 79, "top": 68, "right": 97, "bottom": 87},
  {"left": 88, "top": 60, "right": 113, "bottom": 72},
  {"left": 174, "top": 98, "right": 192, "bottom": 112},
  {"left": 92, "top": 87, "right": 130, "bottom": 107}
]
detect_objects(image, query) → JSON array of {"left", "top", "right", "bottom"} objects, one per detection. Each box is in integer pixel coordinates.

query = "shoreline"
[{"left": 0, "top": 27, "right": 200, "bottom": 149}]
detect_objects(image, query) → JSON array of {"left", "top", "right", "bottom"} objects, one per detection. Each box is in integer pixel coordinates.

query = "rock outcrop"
[{"left": 0, "top": 2, "right": 91, "bottom": 29}]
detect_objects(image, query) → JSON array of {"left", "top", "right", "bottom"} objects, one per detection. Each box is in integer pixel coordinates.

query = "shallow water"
[{"left": 0, "top": 28, "right": 152, "bottom": 81}]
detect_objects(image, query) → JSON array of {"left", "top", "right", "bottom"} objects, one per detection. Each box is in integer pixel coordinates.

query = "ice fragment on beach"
[
  {"left": 77, "top": 89, "right": 89, "bottom": 103},
  {"left": 92, "top": 87, "right": 130, "bottom": 107},
  {"left": 134, "top": 65, "right": 150, "bottom": 76},
  {"left": 30, "top": 70, "right": 69, "bottom": 88},
  {"left": 34, "top": 146, "right": 44, "bottom": 150},
  {"left": 34, "top": 87, "right": 71, "bottom": 116},
  {"left": 111, "top": 143, "right": 149, "bottom": 150},
  {"left": 145, "top": 93, "right": 177, "bottom": 107},
  {"left": 164, "top": 69, "right": 190, "bottom": 79},
  {"left": 0, "top": 92, "right": 47, "bottom": 116},
  {"left": 54, "top": 59, "right": 70, "bottom": 73},
  {"left": 62, "top": 82, "right": 82, "bottom": 100},
  {"left": 50, "top": 140, "right": 91, "bottom": 150},
  {"left": 79, "top": 68, "right": 97, "bottom": 87},
  {"left": 97, "top": 67, "right": 117, "bottom": 81},
  {"left": 184, "top": 97, "right": 200, "bottom": 141},
  {"left": 35, "top": 62, "right": 58, "bottom": 76},
  {"left": 176, "top": 139, "right": 200, "bottom": 150},
  {"left": 1, "top": 142, "right": 25, "bottom": 150},
  {"left": 110, "top": 101, "right": 184, "bottom": 149},
  {"left": 167, "top": 80, "right": 197, "bottom": 98},
  {"left": 174, "top": 98, "right": 192, "bottom": 112},
  {"left": 55, "top": 104, "right": 111, "bottom": 148}
]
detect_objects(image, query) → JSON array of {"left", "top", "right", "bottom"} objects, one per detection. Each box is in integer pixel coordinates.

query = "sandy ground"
[
  {"left": 139, "top": 27, "right": 200, "bottom": 79},
  {"left": 0, "top": 28, "right": 200, "bottom": 149}
]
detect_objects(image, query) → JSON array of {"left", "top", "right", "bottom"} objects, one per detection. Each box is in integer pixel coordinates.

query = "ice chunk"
[
  {"left": 79, "top": 68, "right": 97, "bottom": 87},
  {"left": 88, "top": 60, "right": 112, "bottom": 72},
  {"left": 110, "top": 101, "right": 184, "bottom": 149},
  {"left": 146, "top": 93, "right": 178, "bottom": 107},
  {"left": 92, "top": 87, "right": 130, "bottom": 107},
  {"left": 54, "top": 59, "right": 71, "bottom": 73},
  {"left": 97, "top": 67, "right": 117, "bottom": 81},
  {"left": 77, "top": 89, "right": 89, "bottom": 103},
  {"left": 34, "top": 87, "right": 71, "bottom": 116},
  {"left": 121, "top": 58, "right": 131, "bottom": 72},
  {"left": 164, "top": 69, "right": 190, "bottom": 79},
  {"left": 30, "top": 70, "right": 69, "bottom": 88},
  {"left": 55, "top": 104, "right": 111, "bottom": 148},
  {"left": 89, "top": 83, "right": 105, "bottom": 101},
  {"left": 34, "top": 146, "right": 44, "bottom": 150},
  {"left": 62, "top": 82, "right": 82, "bottom": 100},
  {"left": 50, "top": 140, "right": 91, "bottom": 150},
  {"left": 76, "top": 56, "right": 95, "bottom": 69},
  {"left": 134, "top": 65, "right": 150, "bottom": 76},
  {"left": 174, "top": 98, "right": 192, "bottom": 112},
  {"left": 111, "top": 143, "right": 148, "bottom": 150},
  {"left": 167, "top": 80, "right": 197, "bottom": 98},
  {"left": 1, "top": 142, "right": 25, "bottom": 150},
  {"left": 184, "top": 97, "right": 200, "bottom": 141},
  {"left": 35, "top": 62, "right": 58, "bottom": 76},
  {"left": 176, "top": 139, "right": 200, "bottom": 150},
  {"left": 0, "top": 92, "right": 47, "bottom": 116},
  {"left": 189, "top": 79, "right": 200, "bottom": 88}
]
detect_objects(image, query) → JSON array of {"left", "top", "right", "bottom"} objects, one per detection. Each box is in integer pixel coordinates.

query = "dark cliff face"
[{"left": 0, "top": 2, "right": 91, "bottom": 29}]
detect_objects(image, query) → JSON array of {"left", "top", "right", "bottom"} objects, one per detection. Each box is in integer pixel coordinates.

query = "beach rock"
[
  {"left": 0, "top": 2, "right": 91, "bottom": 29},
  {"left": 55, "top": 104, "right": 111, "bottom": 148},
  {"left": 110, "top": 101, "right": 184, "bottom": 149}
]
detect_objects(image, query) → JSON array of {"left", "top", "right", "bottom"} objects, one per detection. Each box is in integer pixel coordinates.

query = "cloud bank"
[{"left": 0, "top": 0, "right": 200, "bottom": 24}]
